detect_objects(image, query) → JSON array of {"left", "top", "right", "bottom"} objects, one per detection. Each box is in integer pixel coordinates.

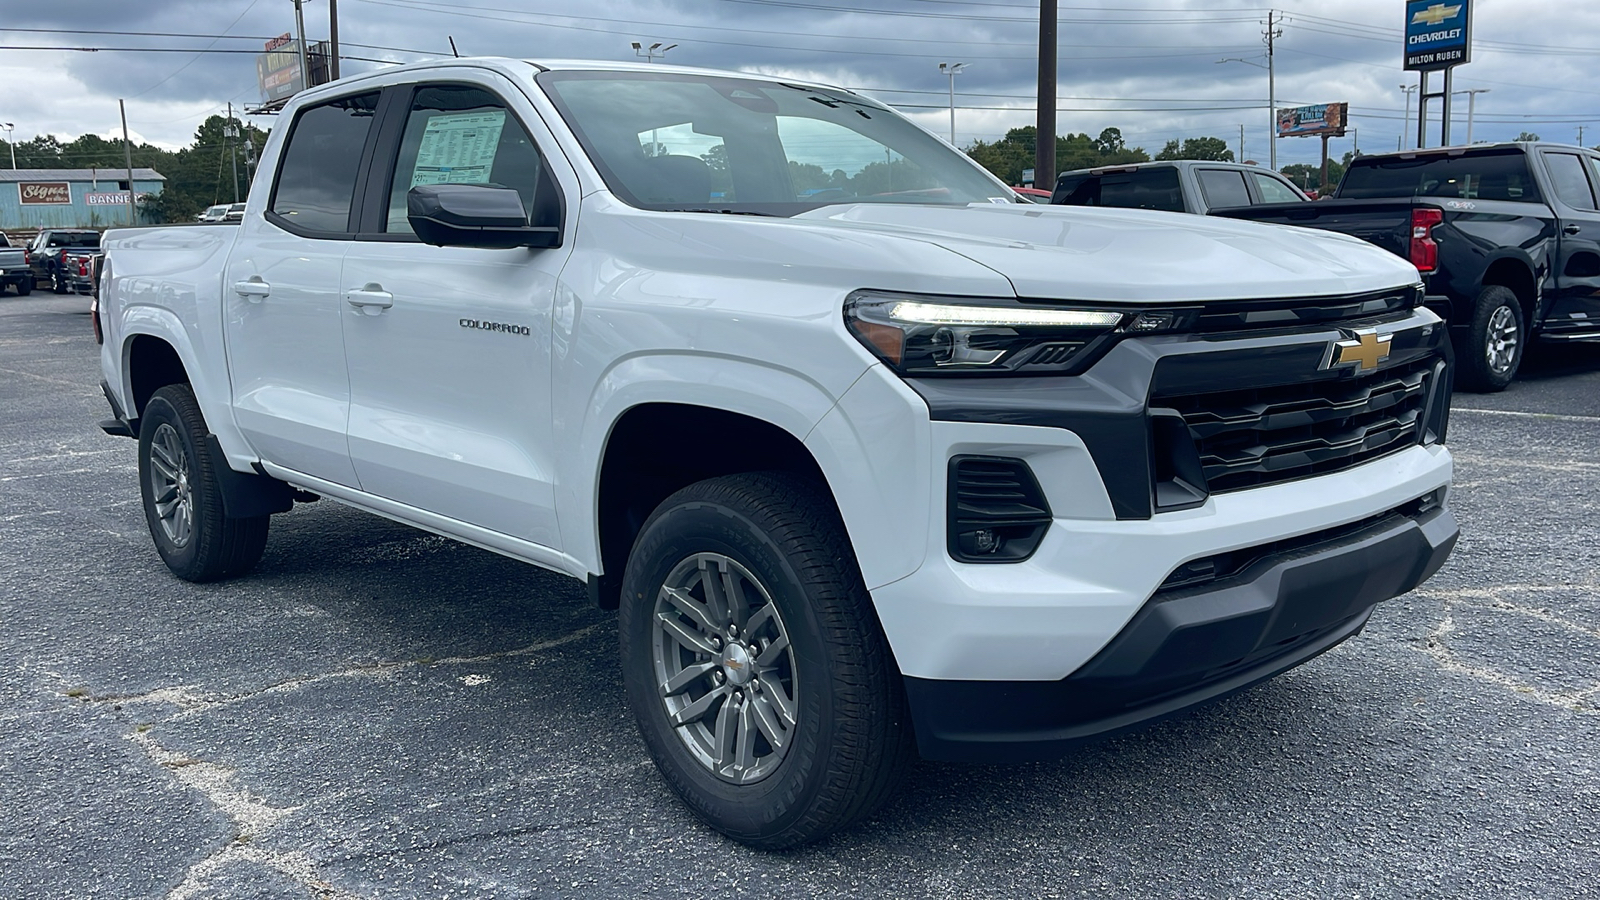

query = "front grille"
[
  {"left": 1187, "top": 288, "right": 1420, "bottom": 334},
  {"left": 1155, "top": 357, "right": 1433, "bottom": 494}
]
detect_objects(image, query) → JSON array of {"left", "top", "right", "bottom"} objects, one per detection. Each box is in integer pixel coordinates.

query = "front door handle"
[
  {"left": 346, "top": 286, "right": 394, "bottom": 314},
  {"left": 233, "top": 277, "right": 270, "bottom": 300},
  {"left": 1564, "top": 224, "right": 1583, "bottom": 235}
]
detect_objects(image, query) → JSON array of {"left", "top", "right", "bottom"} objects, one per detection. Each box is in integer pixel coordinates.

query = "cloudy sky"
[{"left": 3, "top": 0, "right": 1596, "bottom": 170}]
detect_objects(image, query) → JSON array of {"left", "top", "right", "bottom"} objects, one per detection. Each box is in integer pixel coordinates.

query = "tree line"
[
  {"left": 0, "top": 115, "right": 272, "bottom": 223},
  {"left": 963, "top": 127, "right": 1238, "bottom": 186}
]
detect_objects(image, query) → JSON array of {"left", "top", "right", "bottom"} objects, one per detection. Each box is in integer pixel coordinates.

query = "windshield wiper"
[{"left": 662, "top": 208, "right": 782, "bottom": 217}]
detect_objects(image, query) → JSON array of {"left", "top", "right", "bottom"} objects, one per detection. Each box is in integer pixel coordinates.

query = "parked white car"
[
  {"left": 96, "top": 58, "right": 1458, "bottom": 848},
  {"left": 195, "top": 204, "right": 231, "bottom": 223}
]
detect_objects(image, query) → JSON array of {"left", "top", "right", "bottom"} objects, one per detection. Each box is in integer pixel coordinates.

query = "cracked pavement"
[{"left": 2, "top": 294, "right": 1597, "bottom": 898}]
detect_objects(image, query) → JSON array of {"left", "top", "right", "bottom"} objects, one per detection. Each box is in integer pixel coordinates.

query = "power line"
[{"left": 129, "top": 0, "right": 266, "bottom": 100}]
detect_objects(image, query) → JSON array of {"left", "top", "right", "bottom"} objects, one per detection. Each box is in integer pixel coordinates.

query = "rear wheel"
[
  {"left": 619, "top": 472, "right": 913, "bottom": 848},
  {"left": 14, "top": 277, "right": 31, "bottom": 296},
  {"left": 138, "top": 384, "right": 270, "bottom": 581},
  {"left": 1456, "top": 285, "right": 1523, "bottom": 393},
  {"left": 51, "top": 268, "right": 67, "bottom": 294}
]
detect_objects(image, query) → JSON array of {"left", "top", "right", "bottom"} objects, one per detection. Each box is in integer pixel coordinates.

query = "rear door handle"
[
  {"left": 1564, "top": 224, "right": 1583, "bottom": 235},
  {"left": 233, "top": 277, "right": 270, "bottom": 300},
  {"left": 346, "top": 286, "right": 394, "bottom": 313}
]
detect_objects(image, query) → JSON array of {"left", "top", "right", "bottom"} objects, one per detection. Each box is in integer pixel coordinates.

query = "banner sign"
[
  {"left": 258, "top": 33, "right": 304, "bottom": 104},
  {"left": 1405, "top": 0, "right": 1471, "bottom": 71},
  {"left": 18, "top": 182, "right": 71, "bottom": 204},
  {"left": 85, "top": 191, "right": 133, "bottom": 206},
  {"left": 1277, "top": 103, "right": 1348, "bottom": 138}
]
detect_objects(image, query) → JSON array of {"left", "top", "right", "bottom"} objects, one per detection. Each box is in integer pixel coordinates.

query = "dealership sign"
[
  {"left": 257, "top": 32, "right": 304, "bottom": 104},
  {"left": 1405, "top": 0, "right": 1471, "bottom": 71},
  {"left": 18, "top": 182, "right": 71, "bottom": 204},
  {"left": 86, "top": 192, "right": 133, "bottom": 206}
]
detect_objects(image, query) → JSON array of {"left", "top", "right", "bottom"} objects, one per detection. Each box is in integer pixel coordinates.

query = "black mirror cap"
[{"left": 406, "top": 183, "right": 562, "bottom": 249}]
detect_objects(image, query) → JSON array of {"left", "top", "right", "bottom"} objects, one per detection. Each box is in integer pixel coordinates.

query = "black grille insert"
[
  {"left": 1155, "top": 357, "right": 1433, "bottom": 494},
  {"left": 947, "top": 456, "right": 1052, "bottom": 563}
]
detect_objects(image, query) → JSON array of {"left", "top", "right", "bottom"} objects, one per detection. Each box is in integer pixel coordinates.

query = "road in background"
[{"left": 2, "top": 295, "right": 1596, "bottom": 899}]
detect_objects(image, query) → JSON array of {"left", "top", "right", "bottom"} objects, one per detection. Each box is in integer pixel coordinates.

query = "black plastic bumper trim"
[{"left": 903, "top": 506, "right": 1459, "bottom": 762}]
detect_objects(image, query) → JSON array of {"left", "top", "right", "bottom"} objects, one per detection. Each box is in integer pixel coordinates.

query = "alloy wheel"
[{"left": 147, "top": 423, "right": 194, "bottom": 548}]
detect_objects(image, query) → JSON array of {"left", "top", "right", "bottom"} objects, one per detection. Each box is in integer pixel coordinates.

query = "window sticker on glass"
[{"left": 411, "top": 110, "right": 507, "bottom": 186}]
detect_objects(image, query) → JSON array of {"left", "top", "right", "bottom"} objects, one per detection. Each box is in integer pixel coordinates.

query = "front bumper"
[{"left": 904, "top": 504, "right": 1457, "bottom": 761}]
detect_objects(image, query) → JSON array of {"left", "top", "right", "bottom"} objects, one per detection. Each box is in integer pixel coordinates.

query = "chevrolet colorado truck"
[
  {"left": 1216, "top": 143, "right": 1600, "bottom": 391},
  {"left": 96, "top": 58, "right": 1458, "bottom": 848}
]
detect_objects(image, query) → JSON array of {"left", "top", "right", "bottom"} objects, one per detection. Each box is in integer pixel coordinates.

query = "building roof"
[{"left": 0, "top": 168, "right": 165, "bottom": 182}]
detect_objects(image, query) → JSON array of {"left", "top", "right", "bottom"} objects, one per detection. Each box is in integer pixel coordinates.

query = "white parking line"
[{"left": 1451, "top": 406, "right": 1600, "bottom": 424}]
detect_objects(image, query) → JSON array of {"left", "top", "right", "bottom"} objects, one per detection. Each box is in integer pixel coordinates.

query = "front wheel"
[
  {"left": 619, "top": 472, "right": 913, "bottom": 849},
  {"left": 138, "top": 384, "right": 270, "bottom": 581},
  {"left": 1455, "top": 285, "right": 1524, "bottom": 393}
]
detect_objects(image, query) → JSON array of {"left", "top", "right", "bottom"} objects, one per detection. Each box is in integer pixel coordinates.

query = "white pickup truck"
[{"left": 96, "top": 58, "right": 1459, "bottom": 848}]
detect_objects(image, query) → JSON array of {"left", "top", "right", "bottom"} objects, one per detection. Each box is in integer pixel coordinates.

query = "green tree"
[
  {"left": 1154, "top": 137, "right": 1235, "bottom": 162},
  {"left": 962, "top": 125, "right": 1149, "bottom": 186},
  {"left": 1515, "top": 131, "right": 1541, "bottom": 142}
]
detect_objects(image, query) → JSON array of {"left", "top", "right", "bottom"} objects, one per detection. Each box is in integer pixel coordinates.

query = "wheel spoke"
[
  {"left": 712, "top": 693, "right": 736, "bottom": 767},
  {"left": 657, "top": 611, "right": 717, "bottom": 655},
  {"left": 155, "top": 497, "right": 180, "bottom": 520},
  {"left": 751, "top": 694, "right": 788, "bottom": 751},
  {"left": 150, "top": 455, "right": 178, "bottom": 482},
  {"left": 763, "top": 678, "right": 797, "bottom": 727},
  {"left": 733, "top": 699, "right": 757, "bottom": 773},
  {"left": 669, "top": 684, "right": 729, "bottom": 726},
  {"left": 151, "top": 438, "right": 178, "bottom": 471},
  {"left": 152, "top": 483, "right": 179, "bottom": 506},
  {"left": 697, "top": 558, "right": 731, "bottom": 627},
  {"left": 661, "top": 586, "right": 717, "bottom": 635},
  {"left": 746, "top": 601, "right": 777, "bottom": 635},
  {"left": 722, "top": 569, "right": 748, "bottom": 629},
  {"left": 661, "top": 660, "right": 717, "bottom": 696},
  {"left": 755, "top": 633, "right": 789, "bottom": 668}
]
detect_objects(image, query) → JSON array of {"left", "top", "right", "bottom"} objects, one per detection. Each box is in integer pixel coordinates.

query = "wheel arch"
[
  {"left": 1479, "top": 255, "right": 1539, "bottom": 328},
  {"left": 591, "top": 402, "right": 831, "bottom": 610}
]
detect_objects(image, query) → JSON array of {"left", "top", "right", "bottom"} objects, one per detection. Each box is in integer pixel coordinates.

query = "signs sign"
[
  {"left": 85, "top": 192, "right": 133, "bottom": 206},
  {"left": 258, "top": 33, "right": 304, "bottom": 104},
  {"left": 18, "top": 182, "right": 71, "bottom": 204},
  {"left": 1405, "top": 0, "right": 1471, "bottom": 71},
  {"left": 1277, "top": 103, "right": 1348, "bottom": 138}
]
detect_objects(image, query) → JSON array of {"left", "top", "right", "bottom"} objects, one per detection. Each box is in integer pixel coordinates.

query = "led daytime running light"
[{"left": 885, "top": 300, "right": 1123, "bottom": 328}]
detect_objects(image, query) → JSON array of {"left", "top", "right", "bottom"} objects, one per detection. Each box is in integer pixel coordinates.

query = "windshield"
[
  {"left": 537, "top": 70, "right": 1012, "bottom": 216},
  {"left": 1339, "top": 150, "right": 1542, "bottom": 202}
]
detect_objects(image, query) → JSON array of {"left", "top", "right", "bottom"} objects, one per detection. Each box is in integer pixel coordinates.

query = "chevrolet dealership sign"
[{"left": 1405, "top": 0, "right": 1471, "bottom": 71}]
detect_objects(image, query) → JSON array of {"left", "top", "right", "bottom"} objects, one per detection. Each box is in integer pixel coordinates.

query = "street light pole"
[
  {"left": 1036, "top": 0, "right": 1057, "bottom": 191},
  {"left": 631, "top": 42, "right": 677, "bottom": 156},
  {"left": 939, "top": 62, "right": 966, "bottom": 145},
  {"left": 1217, "top": 56, "right": 1271, "bottom": 166},
  {"left": 293, "top": 0, "right": 310, "bottom": 93},
  {"left": 1, "top": 123, "right": 14, "bottom": 169},
  {"left": 1399, "top": 85, "right": 1419, "bottom": 150},
  {"left": 1453, "top": 88, "right": 1489, "bottom": 144}
]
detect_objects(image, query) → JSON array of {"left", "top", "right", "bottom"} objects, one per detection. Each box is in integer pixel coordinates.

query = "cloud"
[{"left": 5, "top": 0, "right": 1596, "bottom": 164}]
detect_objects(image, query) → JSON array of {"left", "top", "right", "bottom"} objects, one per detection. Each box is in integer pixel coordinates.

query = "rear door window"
[
  {"left": 1055, "top": 167, "right": 1184, "bottom": 212},
  {"left": 1196, "top": 169, "right": 1252, "bottom": 208},
  {"left": 1543, "top": 152, "right": 1598, "bottom": 211},
  {"left": 270, "top": 91, "right": 380, "bottom": 233}
]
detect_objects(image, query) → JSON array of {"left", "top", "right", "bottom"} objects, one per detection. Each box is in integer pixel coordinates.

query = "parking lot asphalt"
[{"left": 2, "top": 294, "right": 1597, "bottom": 899}]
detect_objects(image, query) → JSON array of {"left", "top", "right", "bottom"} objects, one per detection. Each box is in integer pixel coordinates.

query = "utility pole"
[
  {"left": 1239, "top": 124, "right": 1246, "bottom": 163},
  {"left": 1266, "top": 9, "right": 1280, "bottom": 170},
  {"left": 1580, "top": 126, "right": 1588, "bottom": 146},
  {"left": 293, "top": 0, "right": 310, "bottom": 94},
  {"left": 119, "top": 99, "right": 136, "bottom": 226},
  {"left": 1036, "top": 0, "right": 1057, "bottom": 191},
  {"left": 1, "top": 122, "right": 14, "bottom": 169},
  {"left": 1399, "top": 85, "right": 1418, "bottom": 150},
  {"left": 328, "top": 0, "right": 340, "bottom": 80},
  {"left": 939, "top": 62, "right": 966, "bottom": 145},
  {"left": 226, "top": 102, "right": 240, "bottom": 203}
]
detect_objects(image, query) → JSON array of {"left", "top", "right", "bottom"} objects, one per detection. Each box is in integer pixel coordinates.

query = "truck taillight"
[
  {"left": 78, "top": 258, "right": 89, "bottom": 277},
  {"left": 1410, "top": 208, "right": 1443, "bottom": 274}
]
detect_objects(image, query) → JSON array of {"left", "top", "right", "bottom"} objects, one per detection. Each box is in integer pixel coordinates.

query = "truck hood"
[{"left": 794, "top": 202, "right": 1421, "bottom": 302}]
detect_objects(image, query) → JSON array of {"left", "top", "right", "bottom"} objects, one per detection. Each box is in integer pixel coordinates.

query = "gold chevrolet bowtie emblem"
[
  {"left": 1332, "top": 331, "right": 1394, "bottom": 371},
  {"left": 1412, "top": 3, "right": 1462, "bottom": 26}
]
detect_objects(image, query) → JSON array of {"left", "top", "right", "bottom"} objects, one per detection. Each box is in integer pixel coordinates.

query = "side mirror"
[{"left": 407, "top": 183, "right": 562, "bottom": 249}]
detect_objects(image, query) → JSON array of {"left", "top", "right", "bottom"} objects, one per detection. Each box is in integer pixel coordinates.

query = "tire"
[
  {"left": 51, "top": 268, "right": 67, "bottom": 294},
  {"left": 14, "top": 277, "right": 31, "bottom": 296},
  {"left": 1455, "top": 285, "right": 1524, "bottom": 393},
  {"left": 137, "top": 384, "right": 270, "bottom": 582},
  {"left": 619, "top": 472, "right": 914, "bottom": 849}
]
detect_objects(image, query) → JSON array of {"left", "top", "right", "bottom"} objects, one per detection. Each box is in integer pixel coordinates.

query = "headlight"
[{"left": 844, "top": 291, "right": 1134, "bottom": 375}]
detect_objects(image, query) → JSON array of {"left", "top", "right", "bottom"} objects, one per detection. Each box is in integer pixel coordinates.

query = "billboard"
[
  {"left": 18, "top": 182, "right": 71, "bottom": 204},
  {"left": 1277, "top": 103, "right": 1348, "bottom": 138},
  {"left": 1405, "top": 0, "right": 1471, "bottom": 71},
  {"left": 257, "top": 33, "right": 304, "bottom": 105}
]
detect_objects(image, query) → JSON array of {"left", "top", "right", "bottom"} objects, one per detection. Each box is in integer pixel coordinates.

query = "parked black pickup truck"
[
  {"left": 28, "top": 229, "right": 101, "bottom": 295},
  {"left": 1216, "top": 143, "right": 1600, "bottom": 391}
]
